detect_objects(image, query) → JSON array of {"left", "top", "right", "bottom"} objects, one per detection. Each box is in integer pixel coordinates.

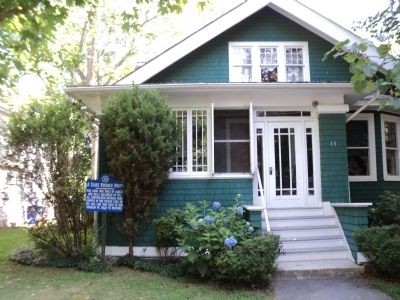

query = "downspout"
[{"left": 346, "top": 90, "right": 380, "bottom": 123}]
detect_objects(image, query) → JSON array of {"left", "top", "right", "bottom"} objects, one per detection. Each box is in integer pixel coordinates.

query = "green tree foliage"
[
  {"left": 0, "top": 0, "right": 90, "bottom": 86},
  {"left": 100, "top": 87, "right": 180, "bottom": 256},
  {"left": 7, "top": 97, "right": 94, "bottom": 258},
  {"left": 324, "top": 0, "right": 400, "bottom": 107},
  {"left": 0, "top": 0, "right": 208, "bottom": 87}
]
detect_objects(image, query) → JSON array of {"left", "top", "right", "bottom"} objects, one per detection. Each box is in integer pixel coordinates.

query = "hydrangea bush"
[{"left": 175, "top": 195, "right": 255, "bottom": 277}]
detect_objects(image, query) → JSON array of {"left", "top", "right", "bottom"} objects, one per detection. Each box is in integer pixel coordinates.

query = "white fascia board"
[
  {"left": 317, "top": 104, "right": 349, "bottom": 114},
  {"left": 117, "top": 0, "right": 273, "bottom": 85}
]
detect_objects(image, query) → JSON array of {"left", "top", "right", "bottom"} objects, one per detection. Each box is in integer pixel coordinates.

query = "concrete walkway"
[{"left": 274, "top": 278, "right": 392, "bottom": 300}]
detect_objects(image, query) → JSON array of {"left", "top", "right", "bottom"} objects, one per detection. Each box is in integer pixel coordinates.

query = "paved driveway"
[{"left": 274, "top": 278, "right": 392, "bottom": 300}]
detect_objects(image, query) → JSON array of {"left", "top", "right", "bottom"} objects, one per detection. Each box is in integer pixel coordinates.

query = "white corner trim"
[
  {"left": 317, "top": 104, "right": 349, "bottom": 114},
  {"left": 104, "top": 246, "right": 185, "bottom": 257}
]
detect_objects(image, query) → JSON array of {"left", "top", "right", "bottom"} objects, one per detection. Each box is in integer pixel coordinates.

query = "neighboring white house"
[{"left": 0, "top": 103, "right": 53, "bottom": 227}]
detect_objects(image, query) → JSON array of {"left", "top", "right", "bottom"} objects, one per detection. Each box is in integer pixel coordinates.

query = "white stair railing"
[{"left": 256, "top": 167, "right": 270, "bottom": 232}]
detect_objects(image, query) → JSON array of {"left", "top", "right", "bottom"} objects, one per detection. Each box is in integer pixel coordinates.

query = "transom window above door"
[{"left": 229, "top": 42, "right": 310, "bottom": 83}]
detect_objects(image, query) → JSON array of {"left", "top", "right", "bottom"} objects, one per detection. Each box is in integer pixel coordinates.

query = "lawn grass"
[
  {"left": 370, "top": 277, "right": 400, "bottom": 300},
  {"left": 0, "top": 227, "right": 30, "bottom": 262},
  {"left": 0, "top": 228, "right": 271, "bottom": 299}
]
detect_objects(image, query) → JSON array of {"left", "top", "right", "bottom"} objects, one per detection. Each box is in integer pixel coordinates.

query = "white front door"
[
  {"left": 254, "top": 118, "right": 321, "bottom": 208},
  {"left": 267, "top": 122, "right": 304, "bottom": 208}
]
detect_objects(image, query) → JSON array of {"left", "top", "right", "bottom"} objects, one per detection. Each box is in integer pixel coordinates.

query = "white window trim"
[
  {"left": 381, "top": 114, "right": 400, "bottom": 181},
  {"left": 169, "top": 108, "right": 211, "bottom": 178},
  {"left": 228, "top": 41, "right": 310, "bottom": 83},
  {"left": 346, "top": 113, "right": 377, "bottom": 182}
]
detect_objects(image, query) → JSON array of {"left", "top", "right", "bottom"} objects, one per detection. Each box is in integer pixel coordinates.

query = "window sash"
[
  {"left": 382, "top": 115, "right": 400, "bottom": 180},
  {"left": 171, "top": 109, "right": 209, "bottom": 174},
  {"left": 346, "top": 114, "right": 377, "bottom": 181}
]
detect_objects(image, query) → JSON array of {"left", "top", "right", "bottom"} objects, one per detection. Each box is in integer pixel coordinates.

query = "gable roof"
[{"left": 117, "top": 0, "right": 379, "bottom": 85}]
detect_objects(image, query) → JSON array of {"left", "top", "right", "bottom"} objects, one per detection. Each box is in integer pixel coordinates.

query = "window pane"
[
  {"left": 214, "top": 110, "right": 250, "bottom": 173},
  {"left": 348, "top": 149, "right": 369, "bottom": 176},
  {"left": 232, "top": 66, "right": 252, "bottom": 82},
  {"left": 347, "top": 120, "right": 368, "bottom": 147},
  {"left": 260, "top": 47, "right": 277, "bottom": 64},
  {"left": 286, "top": 66, "right": 303, "bottom": 82},
  {"left": 172, "top": 110, "right": 187, "bottom": 172},
  {"left": 261, "top": 67, "right": 278, "bottom": 82},
  {"left": 306, "top": 131, "right": 314, "bottom": 190},
  {"left": 214, "top": 142, "right": 250, "bottom": 172},
  {"left": 214, "top": 110, "right": 249, "bottom": 140},
  {"left": 192, "top": 110, "right": 207, "bottom": 172},
  {"left": 233, "top": 47, "right": 252, "bottom": 65},
  {"left": 286, "top": 48, "right": 303, "bottom": 64},
  {"left": 385, "top": 121, "right": 397, "bottom": 148},
  {"left": 386, "top": 149, "right": 399, "bottom": 175}
]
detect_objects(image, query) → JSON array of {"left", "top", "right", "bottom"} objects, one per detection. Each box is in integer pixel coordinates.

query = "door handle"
[{"left": 269, "top": 167, "right": 273, "bottom": 175}]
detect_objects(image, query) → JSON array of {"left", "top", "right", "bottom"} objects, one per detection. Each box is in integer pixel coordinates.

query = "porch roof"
[{"left": 65, "top": 82, "right": 361, "bottom": 115}]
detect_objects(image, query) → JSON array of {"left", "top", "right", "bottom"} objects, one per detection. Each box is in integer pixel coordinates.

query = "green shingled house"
[{"left": 66, "top": 0, "right": 393, "bottom": 269}]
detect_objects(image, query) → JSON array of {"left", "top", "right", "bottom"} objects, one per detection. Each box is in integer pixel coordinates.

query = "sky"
[{"left": 16, "top": 0, "right": 390, "bottom": 102}]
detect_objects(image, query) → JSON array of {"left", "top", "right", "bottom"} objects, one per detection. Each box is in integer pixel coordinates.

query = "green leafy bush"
[
  {"left": 77, "top": 256, "right": 112, "bottom": 273},
  {"left": 175, "top": 196, "right": 256, "bottom": 278},
  {"left": 215, "top": 234, "right": 282, "bottom": 286},
  {"left": 9, "top": 248, "right": 49, "bottom": 266},
  {"left": 370, "top": 192, "right": 400, "bottom": 226},
  {"left": 355, "top": 225, "right": 400, "bottom": 277},
  {"left": 117, "top": 255, "right": 185, "bottom": 277},
  {"left": 153, "top": 209, "right": 186, "bottom": 258}
]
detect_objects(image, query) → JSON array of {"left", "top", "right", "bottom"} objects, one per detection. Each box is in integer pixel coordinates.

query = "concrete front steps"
[{"left": 265, "top": 203, "right": 362, "bottom": 278}]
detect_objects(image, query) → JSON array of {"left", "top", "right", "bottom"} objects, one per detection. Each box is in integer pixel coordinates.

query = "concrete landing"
[
  {"left": 274, "top": 278, "right": 392, "bottom": 300},
  {"left": 276, "top": 259, "right": 363, "bottom": 279}
]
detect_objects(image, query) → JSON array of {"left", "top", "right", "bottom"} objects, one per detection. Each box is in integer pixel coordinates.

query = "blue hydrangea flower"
[
  {"left": 246, "top": 221, "right": 251, "bottom": 226},
  {"left": 204, "top": 215, "right": 214, "bottom": 224},
  {"left": 224, "top": 236, "right": 238, "bottom": 249},
  {"left": 212, "top": 201, "right": 221, "bottom": 211},
  {"left": 248, "top": 226, "right": 254, "bottom": 233},
  {"left": 237, "top": 206, "right": 244, "bottom": 216}
]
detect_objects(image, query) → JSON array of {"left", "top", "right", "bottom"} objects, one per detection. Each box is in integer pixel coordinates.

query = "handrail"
[{"left": 256, "top": 167, "right": 270, "bottom": 232}]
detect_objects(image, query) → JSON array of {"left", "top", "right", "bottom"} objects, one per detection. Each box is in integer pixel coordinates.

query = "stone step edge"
[
  {"left": 280, "top": 235, "right": 343, "bottom": 242},
  {"left": 269, "top": 215, "right": 335, "bottom": 220},
  {"left": 271, "top": 224, "right": 339, "bottom": 231},
  {"left": 283, "top": 246, "right": 347, "bottom": 254},
  {"left": 273, "top": 267, "right": 364, "bottom": 280}
]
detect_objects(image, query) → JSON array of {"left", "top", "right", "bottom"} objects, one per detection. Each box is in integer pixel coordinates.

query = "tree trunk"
[{"left": 128, "top": 238, "right": 133, "bottom": 256}]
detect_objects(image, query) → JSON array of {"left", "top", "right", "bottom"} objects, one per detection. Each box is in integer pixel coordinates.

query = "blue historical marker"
[{"left": 86, "top": 174, "right": 123, "bottom": 213}]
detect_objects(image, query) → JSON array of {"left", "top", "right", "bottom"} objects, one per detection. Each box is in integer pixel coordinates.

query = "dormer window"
[{"left": 229, "top": 42, "right": 310, "bottom": 83}]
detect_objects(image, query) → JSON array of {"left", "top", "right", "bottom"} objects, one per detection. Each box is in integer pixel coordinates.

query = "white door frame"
[{"left": 253, "top": 108, "right": 322, "bottom": 208}]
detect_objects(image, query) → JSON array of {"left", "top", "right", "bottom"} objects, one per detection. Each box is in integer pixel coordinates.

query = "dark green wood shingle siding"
[
  {"left": 104, "top": 179, "right": 253, "bottom": 246},
  {"left": 334, "top": 207, "right": 369, "bottom": 261},
  {"left": 147, "top": 7, "right": 350, "bottom": 83},
  {"left": 350, "top": 112, "right": 400, "bottom": 203},
  {"left": 319, "top": 114, "right": 349, "bottom": 202}
]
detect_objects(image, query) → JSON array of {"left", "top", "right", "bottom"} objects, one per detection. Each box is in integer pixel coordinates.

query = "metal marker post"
[{"left": 101, "top": 212, "right": 107, "bottom": 256}]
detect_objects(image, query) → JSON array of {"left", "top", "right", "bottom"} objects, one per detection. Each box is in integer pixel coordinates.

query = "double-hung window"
[
  {"left": 172, "top": 109, "right": 209, "bottom": 175},
  {"left": 229, "top": 42, "right": 310, "bottom": 83},
  {"left": 346, "top": 114, "right": 376, "bottom": 181},
  {"left": 381, "top": 114, "right": 400, "bottom": 180}
]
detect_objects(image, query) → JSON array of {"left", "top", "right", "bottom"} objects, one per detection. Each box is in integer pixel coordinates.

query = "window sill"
[
  {"left": 383, "top": 175, "right": 400, "bottom": 181},
  {"left": 168, "top": 173, "right": 253, "bottom": 180},
  {"left": 349, "top": 175, "right": 377, "bottom": 182}
]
